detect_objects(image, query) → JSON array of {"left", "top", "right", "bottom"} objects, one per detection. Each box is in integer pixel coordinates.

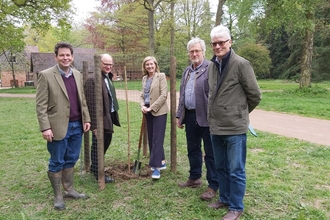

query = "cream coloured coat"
[{"left": 140, "top": 72, "right": 169, "bottom": 116}]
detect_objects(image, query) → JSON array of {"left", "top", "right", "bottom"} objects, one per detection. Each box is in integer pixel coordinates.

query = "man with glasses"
[
  {"left": 84, "top": 53, "right": 120, "bottom": 184},
  {"left": 207, "top": 25, "right": 261, "bottom": 220},
  {"left": 176, "top": 37, "right": 218, "bottom": 201}
]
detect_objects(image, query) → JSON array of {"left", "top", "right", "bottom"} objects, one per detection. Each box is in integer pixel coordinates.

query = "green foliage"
[
  {"left": 312, "top": 2, "right": 330, "bottom": 81},
  {"left": 0, "top": 0, "right": 73, "bottom": 54},
  {"left": 155, "top": 0, "right": 215, "bottom": 77},
  {"left": 237, "top": 43, "right": 271, "bottom": 79},
  {"left": 264, "top": 28, "right": 291, "bottom": 79}
]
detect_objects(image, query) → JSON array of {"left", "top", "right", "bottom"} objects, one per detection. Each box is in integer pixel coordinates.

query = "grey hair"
[
  {"left": 187, "top": 37, "right": 206, "bottom": 55},
  {"left": 210, "top": 25, "right": 231, "bottom": 40}
]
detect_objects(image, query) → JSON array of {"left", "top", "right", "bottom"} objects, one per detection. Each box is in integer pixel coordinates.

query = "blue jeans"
[
  {"left": 47, "top": 121, "right": 83, "bottom": 172},
  {"left": 185, "top": 110, "right": 218, "bottom": 191},
  {"left": 211, "top": 134, "right": 247, "bottom": 211}
]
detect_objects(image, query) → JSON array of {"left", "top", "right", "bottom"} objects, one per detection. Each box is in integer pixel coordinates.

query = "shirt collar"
[
  {"left": 188, "top": 62, "right": 203, "bottom": 72},
  {"left": 57, "top": 64, "right": 73, "bottom": 78}
]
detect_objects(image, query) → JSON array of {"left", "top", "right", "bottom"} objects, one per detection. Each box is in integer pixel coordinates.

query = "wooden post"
[
  {"left": 82, "top": 61, "right": 90, "bottom": 172},
  {"left": 94, "top": 55, "right": 105, "bottom": 190},
  {"left": 169, "top": 0, "right": 177, "bottom": 172}
]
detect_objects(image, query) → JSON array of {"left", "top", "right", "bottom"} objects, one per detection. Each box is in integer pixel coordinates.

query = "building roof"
[{"left": 30, "top": 48, "right": 97, "bottom": 73}]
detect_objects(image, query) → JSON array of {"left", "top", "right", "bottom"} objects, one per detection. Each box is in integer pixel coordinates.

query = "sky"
[
  {"left": 71, "top": 0, "right": 99, "bottom": 23},
  {"left": 71, "top": 0, "right": 218, "bottom": 22}
]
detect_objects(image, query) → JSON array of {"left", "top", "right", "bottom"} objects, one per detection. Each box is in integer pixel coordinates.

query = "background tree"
[
  {"left": 237, "top": 43, "right": 272, "bottom": 79},
  {"left": 215, "top": 0, "right": 226, "bottom": 25},
  {"left": 0, "top": 0, "right": 72, "bottom": 87},
  {"left": 311, "top": 0, "right": 330, "bottom": 81},
  {"left": 138, "top": 0, "right": 168, "bottom": 55},
  {"left": 263, "top": 0, "right": 322, "bottom": 88},
  {"left": 85, "top": 0, "right": 148, "bottom": 54}
]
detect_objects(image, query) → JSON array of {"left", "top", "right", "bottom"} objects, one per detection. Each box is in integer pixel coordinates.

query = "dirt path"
[{"left": 2, "top": 90, "right": 329, "bottom": 147}]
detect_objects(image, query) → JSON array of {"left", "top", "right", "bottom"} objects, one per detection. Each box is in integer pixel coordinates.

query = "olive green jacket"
[
  {"left": 208, "top": 49, "right": 261, "bottom": 135},
  {"left": 36, "top": 65, "right": 90, "bottom": 140}
]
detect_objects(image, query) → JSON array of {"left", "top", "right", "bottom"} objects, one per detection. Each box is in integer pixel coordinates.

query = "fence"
[{"left": 81, "top": 55, "right": 182, "bottom": 189}]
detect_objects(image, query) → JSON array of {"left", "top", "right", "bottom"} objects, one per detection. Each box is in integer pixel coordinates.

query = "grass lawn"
[{"left": 0, "top": 97, "right": 329, "bottom": 219}]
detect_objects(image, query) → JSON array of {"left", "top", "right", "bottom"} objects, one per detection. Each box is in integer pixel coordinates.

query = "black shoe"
[
  {"left": 93, "top": 173, "right": 115, "bottom": 184},
  {"left": 105, "top": 175, "right": 115, "bottom": 184}
]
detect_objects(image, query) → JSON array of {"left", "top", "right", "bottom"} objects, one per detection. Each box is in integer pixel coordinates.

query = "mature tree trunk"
[
  {"left": 215, "top": 0, "right": 227, "bottom": 26},
  {"left": 148, "top": 9, "right": 155, "bottom": 55},
  {"left": 300, "top": 11, "right": 314, "bottom": 88},
  {"left": 143, "top": 0, "right": 163, "bottom": 55}
]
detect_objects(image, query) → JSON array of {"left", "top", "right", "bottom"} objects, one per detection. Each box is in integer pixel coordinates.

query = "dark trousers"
[
  {"left": 185, "top": 109, "right": 218, "bottom": 191},
  {"left": 145, "top": 112, "right": 167, "bottom": 168},
  {"left": 90, "top": 131, "right": 112, "bottom": 174}
]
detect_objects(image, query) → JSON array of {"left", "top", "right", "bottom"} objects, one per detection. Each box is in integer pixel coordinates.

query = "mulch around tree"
[{"left": 104, "top": 161, "right": 152, "bottom": 181}]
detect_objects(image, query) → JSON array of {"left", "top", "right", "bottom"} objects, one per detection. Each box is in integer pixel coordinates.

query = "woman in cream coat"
[{"left": 140, "top": 56, "right": 169, "bottom": 179}]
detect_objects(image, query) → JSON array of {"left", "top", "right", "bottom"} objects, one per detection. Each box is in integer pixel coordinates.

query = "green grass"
[
  {"left": 258, "top": 87, "right": 330, "bottom": 120},
  {"left": 0, "top": 98, "right": 329, "bottom": 219},
  {"left": 257, "top": 80, "right": 330, "bottom": 91},
  {"left": 0, "top": 86, "right": 36, "bottom": 94}
]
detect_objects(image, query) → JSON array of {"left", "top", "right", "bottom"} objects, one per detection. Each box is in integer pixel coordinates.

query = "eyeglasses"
[
  {"left": 102, "top": 61, "right": 114, "bottom": 67},
  {"left": 210, "top": 39, "right": 230, "bottom": 47},
  {"left": 189, "top": 49, "right": 203, "bottom": 54}
]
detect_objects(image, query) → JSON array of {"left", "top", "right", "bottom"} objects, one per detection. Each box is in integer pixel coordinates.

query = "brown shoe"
[
  {"left": 208, "top": 200, "right": 229, "bottom": 209},
  {"left": 178, "top": 179, "right": 202, "bottom": 188},
  {"left": 200, "top": 187, "right": 216, "bottom": 201},
  {"left": 222, "top": 210, "right": 243, "bottom": 220}
]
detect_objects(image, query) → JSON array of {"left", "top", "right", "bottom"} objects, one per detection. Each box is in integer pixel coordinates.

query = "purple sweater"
[{"left": 62, "top": 74, "right": 81, "bottom": 122}]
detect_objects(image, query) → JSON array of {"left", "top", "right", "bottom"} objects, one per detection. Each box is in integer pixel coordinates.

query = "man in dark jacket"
[
  {"left": 84, "top": 53, "right": 120, "bottom": 184},
  {"left": 207, "top": 25, "right": 261, "bottom": 220},
  {"left": 176, "top": 37, "right": 218, "bottom": 201}
]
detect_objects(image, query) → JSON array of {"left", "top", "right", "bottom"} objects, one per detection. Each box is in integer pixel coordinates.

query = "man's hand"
[
  {"left": 42, "top": 129, "right": 54, "bottom": 142},
  {"left": 84, "top": 122, "right": 91, "bottom": 132},
  {"left": 176, "top": 118, "right": 184, "bottom": 129}
]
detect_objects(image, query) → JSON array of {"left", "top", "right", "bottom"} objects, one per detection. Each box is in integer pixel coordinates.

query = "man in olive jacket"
[
  {"left": 207, "top": 25, "right": 261, "bottom": 220},
  {"left": 36, "top": 42, "right": 91, "bottom": 211}
]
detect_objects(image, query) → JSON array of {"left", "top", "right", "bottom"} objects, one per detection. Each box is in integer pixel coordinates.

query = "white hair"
[{"left": 210, "top": 25, "right": 231, "bottom": 40}]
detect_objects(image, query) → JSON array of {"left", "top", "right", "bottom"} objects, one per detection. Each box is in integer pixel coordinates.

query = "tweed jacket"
[
  {"left": 176, "top": 59, "right": 210, "bottom": 127},
  {"left": 84, "top": 72, "right": 120, "bottom": 133},
  {"left": 208, "top": 49, "right": 261, "bottom": 135},
  {"left": 140, "top": 72, "right": 169, "bottom": 116},
  {"left": 36, "top": 65, "right": 91, "bottom": 140}
]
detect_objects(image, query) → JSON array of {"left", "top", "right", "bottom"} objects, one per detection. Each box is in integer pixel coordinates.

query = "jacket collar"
[{"left": 211, "top": 48, "right": 232, "bottom": 72}]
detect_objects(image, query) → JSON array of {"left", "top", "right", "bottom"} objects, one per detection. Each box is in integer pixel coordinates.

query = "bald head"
[{"left": 100, "top": 53, "right": 114, "bottom": 73}]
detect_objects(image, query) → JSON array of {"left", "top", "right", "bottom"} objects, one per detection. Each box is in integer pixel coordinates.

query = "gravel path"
[{"left": 2, "top": 90, "right": 329, "bottom": 147}]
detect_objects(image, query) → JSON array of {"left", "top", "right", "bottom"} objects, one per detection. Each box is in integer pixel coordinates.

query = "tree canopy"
[
  {"left": 2, "top": 0, "right": 330, "bottom": 87},
  {"left": 0, "top": 0, "right": 73, "bottom": 53}
]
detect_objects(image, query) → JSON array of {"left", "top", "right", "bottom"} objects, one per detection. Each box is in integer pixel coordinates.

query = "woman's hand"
[{"left": 141, "top": 106, "right": 151, "bottom": 114}]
